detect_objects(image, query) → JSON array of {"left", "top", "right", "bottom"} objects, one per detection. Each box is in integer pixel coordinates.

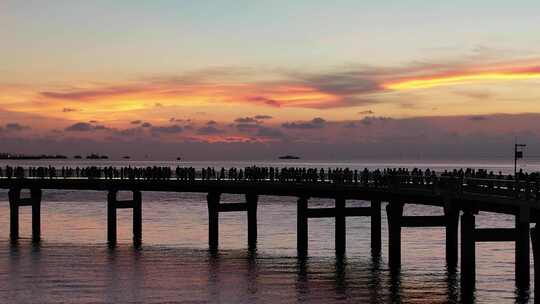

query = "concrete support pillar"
[
  {"left": 8, "top": 188, "right": 42, "bottom": 242},
  {"left": 8, "top": 189, "right": 20, "bottom": 241},
  {"left": 371, "top": 200, "right": 382, "bottom": 255},
  {"left": 246, "top": 193, "right": 258, "bottom": 250},
  {"left": 515, "top": 206, "right": 530, "bottom": 289},
  {"left": 386, "top": 201, "right": 404, "bottom": 269},
  {"left": 133, "top": 190, "right": 142, "bottom": 245},
  {"left": 444, "top": 204, "right": 459, "bottom": 269},
  {"left": 297, "top": 197, "right": 308, "bottom": 257},
  {"left": 335, "top": 197, "right": 346, "bottom": 256},
  {"left": 531, "top": 225, "right": 540, "bottom": 301},
  {"left": 207, "top": 192, "right": 220, "bottom": 251},
  {"left": 460, "top": 210, "right": 476, "bottom": 292},
  {"left": 31, "top": 188, "right": 42, "bottom": 242},
  {"left": 107, "top": 190, "right": 117, "bottom": 245}
]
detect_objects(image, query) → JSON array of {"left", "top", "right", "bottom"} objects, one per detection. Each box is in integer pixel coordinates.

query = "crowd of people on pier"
[{"left": 0, "top": 165, "right": 538, "bottom": 186}]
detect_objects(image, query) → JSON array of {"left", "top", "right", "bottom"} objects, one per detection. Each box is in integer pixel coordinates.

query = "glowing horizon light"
[{"left": 384, "top": 72, "right": 540, "bottom": 90}]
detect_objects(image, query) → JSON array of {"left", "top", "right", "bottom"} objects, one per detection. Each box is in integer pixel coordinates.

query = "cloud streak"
[
  {"left": 42, "top": 86, "right": 144, "bottom": 101},
  {"left": 384, "top": 69, "right": 540, "bottom": 90},
  {"left": 28, "top": 58, "right": 540, "bottom": 113}
]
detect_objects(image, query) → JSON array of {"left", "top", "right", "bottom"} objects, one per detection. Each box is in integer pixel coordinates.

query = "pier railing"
[{"left": 0, "top": 165, "right": 538, "bottom": 201}]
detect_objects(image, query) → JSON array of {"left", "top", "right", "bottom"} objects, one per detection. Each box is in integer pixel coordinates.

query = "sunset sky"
[{"left": 2, "top": 1, "right": 540, "bottom": 159}]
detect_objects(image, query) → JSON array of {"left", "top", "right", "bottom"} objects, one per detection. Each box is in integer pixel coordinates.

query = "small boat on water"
[{"left": 278, "top": 155, "right": 300, "bottom": 160}]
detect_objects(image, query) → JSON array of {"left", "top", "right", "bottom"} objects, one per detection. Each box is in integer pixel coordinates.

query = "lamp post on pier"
[{"left": 514, "top": 143, "right": 526, "bottom": 180}]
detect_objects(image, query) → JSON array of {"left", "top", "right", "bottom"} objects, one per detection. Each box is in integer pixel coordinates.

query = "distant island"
[
  {"left": 278, "top": 155, "right": 300, "bottom": 160},
  {"left": 0, "top": 153, "right": 68, "bottom": 160}
]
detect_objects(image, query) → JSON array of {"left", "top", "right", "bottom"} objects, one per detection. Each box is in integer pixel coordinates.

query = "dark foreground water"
[{"left": 0, "top": 160, "right": 537, "bottom": 303}]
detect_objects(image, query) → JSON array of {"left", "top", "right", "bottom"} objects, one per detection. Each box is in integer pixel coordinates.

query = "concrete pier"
[
  {"left": 335, "top": 197, "right": 346, "bottom": 256},
  {"left": 460, "top": 210, "right": 476, "bottom": 292},
  {"left": 0, "top": 166, "right": 538, "bottom": 295},
  {"left": 107, "top": 189, "right": 143, "bottom": 245},
  {"left": 31, "top": 188, "right": 42, "bottom": 242},
  {"left": 460, "top": 207, "right": 530, "bottom": 291},
  {"left": 444, "top": 204, "right": 459, "bottom": 269},
  {"left": 9, "top": 188, "right": 42, "bottom": 242},
  {"left": 207, "top": 192, "right": 258, "bottom": 251},
  {"left": 297, "top": 197, "right": 309, "bottom": 257},
  {"left": 515, "top": 206, "right": 530, "bottom": 289},
  {"left": 246, "top": 193, "right": 258, "bottom": 250},
  {"left": 531, "top": 225, "right": 539, "bottom": 301},
  {"left": 386, "top": 201, "right": 404, "bottom": 269},
  {"left": 207, "top": 192, "right": 220, "bottom": 251},
  {"left": 8, "top": 189, "right": 19, "bottom": 241},
  {"left": 371, "top": 200, "right": 381, "bottom": 255},
  {"left": 107, "top": 190, "right": 117, "bottom": 245},
  {"left": 133, "top": 190, "right": 142, "bottom": 244},
  {"left": 297, "top": 197, "right": 380, "bottom": 257},
  {"left": 386, "top": 201, "right": 460, "bottom": 270}
]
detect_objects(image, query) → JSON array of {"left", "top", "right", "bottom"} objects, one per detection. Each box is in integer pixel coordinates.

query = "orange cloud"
[
  {"left": 40, "top": 83, "right": 340, "bottom": 107},
  {"left": 384, "top": 66, "right": 540, "bottom": 90},
  {"left": 3, "top": 59, "right": 540, "bottom": 130},
  {"left": 33, "top": 82, "right": 344, "bottom": 119}
]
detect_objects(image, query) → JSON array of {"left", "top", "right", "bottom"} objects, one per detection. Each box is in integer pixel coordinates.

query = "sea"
[{"left": 0, "top": 159, "right": 538, "bottom": 304}]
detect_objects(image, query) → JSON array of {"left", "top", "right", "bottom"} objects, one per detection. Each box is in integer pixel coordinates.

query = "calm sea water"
[{"left": 0, "top": 160, "right": 537, "bottom": 303}]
